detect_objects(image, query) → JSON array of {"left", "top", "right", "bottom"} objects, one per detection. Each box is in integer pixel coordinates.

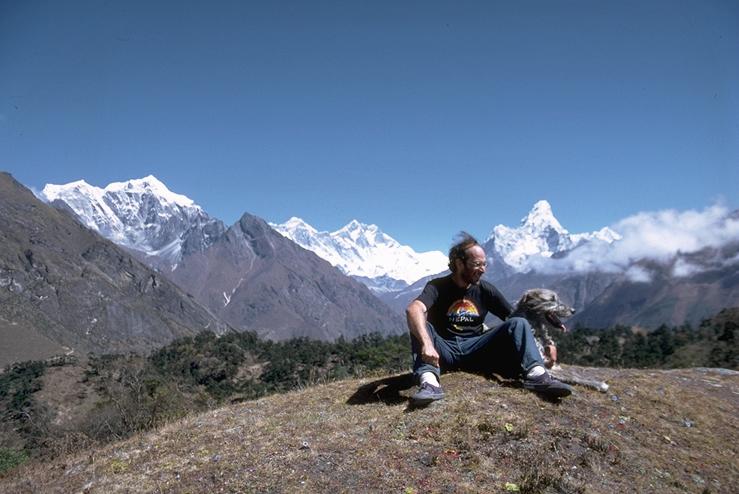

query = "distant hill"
[
  {"left": 0, "top": 172, "right": 228, "bottom": 366},
  {"left": 3, "top": 368, "right": 737, "bottom": 493}
]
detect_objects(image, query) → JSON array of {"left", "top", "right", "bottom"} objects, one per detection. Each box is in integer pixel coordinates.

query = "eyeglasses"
[{"left": 465, "top": 259, "right": 487, "bottom": 269}]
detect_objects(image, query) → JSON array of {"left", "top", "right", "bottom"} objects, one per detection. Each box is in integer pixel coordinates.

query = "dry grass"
[{"left": 2, "top": 367, "right": 737, "bottom": 493}]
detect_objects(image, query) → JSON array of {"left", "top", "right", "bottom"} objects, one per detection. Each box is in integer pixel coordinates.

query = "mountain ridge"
[
  {"left": 0, "top": 172, "right": 229, "bottom": 365},
  {"left": 484, "top": 200, "right": 621, "bottom": 271},
  {"left": 39, "top": 176, "right": 404, "bottom": 342},
  {"left": 36, "top": 175, "right": 739, "bottom": 330},
  {"left": 167, "top": 212, "right": 406, "bottom": 341},
  {"left": 270, "top": 216, "right": 448, "bottom": 288},
  {"left": 41, "top": 175, "right": 225, "bottom": 270}
]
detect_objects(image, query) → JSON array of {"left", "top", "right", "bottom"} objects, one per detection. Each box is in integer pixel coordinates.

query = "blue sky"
[{"left": 1, "top": 1, "right": 737, "bottom": 252}]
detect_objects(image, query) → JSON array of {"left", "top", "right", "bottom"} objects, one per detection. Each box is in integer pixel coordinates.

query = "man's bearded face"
[{"left": 459, "top": 246, "right": 487, "bottom": 285}]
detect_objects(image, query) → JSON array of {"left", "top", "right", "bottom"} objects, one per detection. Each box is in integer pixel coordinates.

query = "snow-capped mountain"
[
  {"left": 484, "top": 200, "right": 621, "bottom": 272},
  {"left": 41, "top": 175, "right": 224, "bottom": 269},
  {"left": 270, "top": 217, "right": 448, "bottom": 288}
]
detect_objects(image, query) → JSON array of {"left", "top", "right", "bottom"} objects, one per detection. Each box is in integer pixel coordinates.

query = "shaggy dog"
[{"left": 512, "top": 288, "right": 609, "bottom": 393}]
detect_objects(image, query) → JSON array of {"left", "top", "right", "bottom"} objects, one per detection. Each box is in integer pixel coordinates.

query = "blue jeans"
[{"left": 411, "top": 317, "right": 544, "bottom": 381}]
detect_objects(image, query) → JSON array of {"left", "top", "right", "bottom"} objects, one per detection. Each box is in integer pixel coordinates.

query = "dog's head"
[{"left": 514, "top": 288, "right": 575, "bottom": 332}]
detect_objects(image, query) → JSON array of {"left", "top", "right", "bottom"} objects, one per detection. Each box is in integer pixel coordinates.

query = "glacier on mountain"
[
  {"left": 486, "top": 200, "right": 621, "bottom": 272},
  {"left": 41, "top": 175, "right": 224, "bottom": 267},
  {"left": 269, "top": 217, "right": 448, "bottom": 286}
]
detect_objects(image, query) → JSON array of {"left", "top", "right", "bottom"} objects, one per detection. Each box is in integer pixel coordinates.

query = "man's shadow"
[
  {"left": 346, "top": 372, "right": 566, "bottom": 408},
  {"left": 346, "top": 373, "right": 416, "bottom": 406}
]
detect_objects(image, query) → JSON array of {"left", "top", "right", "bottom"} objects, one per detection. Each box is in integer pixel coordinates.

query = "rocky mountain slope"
[
  {"left": 4, "top": 367, "right": 736, "bottom": 493},
  {"left": 167, "top": 213, "right": 405, "bottom": 340},
  {"left": 0, "top": 173, "right": 228, "bottom": 365}
]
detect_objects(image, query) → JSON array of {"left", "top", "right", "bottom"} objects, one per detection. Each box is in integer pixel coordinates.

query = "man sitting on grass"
[{"left": 406, "top": 233, "right": 572, "bottom": 405}]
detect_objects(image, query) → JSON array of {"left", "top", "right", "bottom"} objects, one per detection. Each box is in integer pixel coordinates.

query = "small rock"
[
  {"left": 211, "top": 454, "right": 222, "bottom": 463},
  {"left": 692, "top": 474, "right": 705, "bottom": 485},
  {"left": 418, "top": 453, "right": 435, "bottom": 467},
  {"left": 610, "top": 394, "right": 620, "bottom": 402},
  {"left": 682, "top": 418, "right": 694, "bottom": 428}
]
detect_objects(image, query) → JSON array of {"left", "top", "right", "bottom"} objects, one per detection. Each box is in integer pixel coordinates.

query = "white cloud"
[
  {"left": 672, "top": 258, "right": 701, "bottom": 278},
  {"left": 526, "top": 204, "right": 739, "bottom": 279},
  {"left": 611, "top": 205, "right": 739, "bottom": 261},
  {"left": 625, "top": 265, "right": 652, "bottom": 282}
]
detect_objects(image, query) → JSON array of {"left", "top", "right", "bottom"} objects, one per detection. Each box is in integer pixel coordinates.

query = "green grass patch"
[{"left": 0, "top": 448, "right": 29, "bottom": 476}]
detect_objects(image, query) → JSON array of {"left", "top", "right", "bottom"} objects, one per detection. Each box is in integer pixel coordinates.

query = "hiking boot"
[
  {"left": 523, "top": 372, "right": 573, "bottom": 398},
  {"left": 411, "top": 382, "right": 444, "bottom": 405}
]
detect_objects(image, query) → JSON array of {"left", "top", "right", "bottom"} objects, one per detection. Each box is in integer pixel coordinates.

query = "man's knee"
[{"left": 506, "top": 316, "right": 531, "bottom": 333}]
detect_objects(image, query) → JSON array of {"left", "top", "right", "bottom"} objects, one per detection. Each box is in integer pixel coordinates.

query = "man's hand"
[
  {"left": 420, "top": 343, "right": 440, "bottom": 368},
  {"left": 407, "top": 299, "right": 441, "bottom": 369}
]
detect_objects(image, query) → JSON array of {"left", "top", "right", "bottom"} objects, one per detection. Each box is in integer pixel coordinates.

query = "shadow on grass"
[
  {"left": 346, "top": 372, "right": 567, "bottom": 411},
  {"left": 490, "top": 373, "right": 570, "bottom": 404},
  {"left": 346, "top": 373, "right": 415, "bottom": 406}
]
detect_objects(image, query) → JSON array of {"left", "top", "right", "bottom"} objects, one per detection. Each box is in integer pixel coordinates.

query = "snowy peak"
[
  {"left": 283, "top": 216, "right": 317, "bottom": 232},
  {"left": 44, "top": 175, "right": 197, "bottom": 211},
  {"left": 270, "top": 218, "right": 447, "bottom": 286},
  {"left": 104, "top": 175, "right": 195, "bottom": 208},
  {"left": 276, "top": 217, "right": 319, "bottom": 245},
  {"left": 520, "top": 200, "right": 567, "bottom": 234},
  {"left": 571, "top": 226, "right": 622, "bottom": 246},
  {"left": 41, "top": 176, "right": 223, "bottom": 267},
  {"left": 486, "top": 201, "right": 621, "bottom": 271},
  {"left": 332, "top": 220, "right": 398, "bottom": 249}
]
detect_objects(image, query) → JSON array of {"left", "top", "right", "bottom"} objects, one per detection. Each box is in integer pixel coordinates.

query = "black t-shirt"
[{"left": 416, "top": 275, "right": 513, "bottom": 337}]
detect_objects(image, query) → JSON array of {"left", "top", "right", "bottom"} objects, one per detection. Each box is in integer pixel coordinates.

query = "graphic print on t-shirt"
[{"left": 446, "top": 299, "right": 480, "bottom": 331}]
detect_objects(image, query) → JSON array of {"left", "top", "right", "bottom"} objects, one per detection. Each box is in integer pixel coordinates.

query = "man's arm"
[
  {"left": 406, "top": 299, "right": 439, "bottom": 368},
  {"left": 484, "top": 282, "right": 513, "bottom": 320}
]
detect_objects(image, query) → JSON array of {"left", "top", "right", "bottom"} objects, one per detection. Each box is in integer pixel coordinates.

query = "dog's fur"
[{"left": 512, "top": 288, "right": 609, "bottom": 393}]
